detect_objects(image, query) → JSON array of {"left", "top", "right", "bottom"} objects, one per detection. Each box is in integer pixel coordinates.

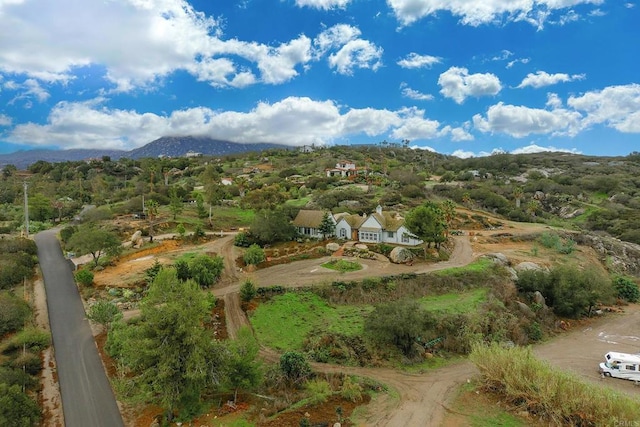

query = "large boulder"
[
  {"left": 355, "top": 243, "right": 369, "bottom": 251},
  {"left": 515, "top": 261, "right": 544, "bottom": 272},
  {"left": 326, "top": 242, "right": 341, "bottom": 252},
  {"left": 533, "top": 291, "right": 547, "bottom": 308},
  {"left": 483, "top": 253, "right": 510, "bottom": 266},
  {"left": 131, "top": 230, "right": 142, "bottom": 243},
  {"left": 515, "top": 301, "right": 535, "bottom": 318},
  {"left": 389, "top": 247, "right": 414, "bottom": 264}
]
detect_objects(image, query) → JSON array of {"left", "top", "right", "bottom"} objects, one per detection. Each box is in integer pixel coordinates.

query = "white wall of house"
[
  {"left": 297, "top": 226, "right": 323, "bottom": 238},
  {"left": 335, "top": 220, "right": 352, "bottom": 240},
  {"left": 394, "top": 226, "right": 423, "bottom": 246}
]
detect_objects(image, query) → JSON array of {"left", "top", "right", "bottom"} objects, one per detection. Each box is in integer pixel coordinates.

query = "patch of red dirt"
[
  {"left": 118, "top": 240, "right": 182, "bottom": 263},
  {"left": 257, "top": 395, "right": 370, "bottom": 427}
]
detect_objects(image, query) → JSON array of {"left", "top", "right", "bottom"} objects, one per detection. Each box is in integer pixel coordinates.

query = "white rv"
[{"left": 599, "top": 351, "right": 640, "bottom": 382}]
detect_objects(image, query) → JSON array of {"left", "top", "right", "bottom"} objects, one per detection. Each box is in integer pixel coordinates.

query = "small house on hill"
[
  {"left": 292, "top": 210, "right": 336, "bottom": 238},
  {"left": 325, "top": 161, "right": 366, "bottom": 178},
  {"left": 293, "top": 206, "right": 423, "bottom": 246},
  {"left": 335, "top": 205, "right": 422, "bottom": 246}
]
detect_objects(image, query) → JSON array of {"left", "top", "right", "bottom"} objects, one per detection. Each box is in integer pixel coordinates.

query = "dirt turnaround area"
[{"left": 62, "top": 215, "right": 640, "bottom": 426}]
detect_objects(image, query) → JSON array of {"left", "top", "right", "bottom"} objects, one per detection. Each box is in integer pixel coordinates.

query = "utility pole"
[{"left": 23, "top": 181, "right": 29, "bottom": 238}]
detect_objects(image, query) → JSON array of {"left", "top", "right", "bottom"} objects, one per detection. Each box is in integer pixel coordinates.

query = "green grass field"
[
  {"left": 419, "top": 288, "right": 487, "bottom": 313},
  {"left": 251, "top": 289, "right": 488, "bottom": 351},
  {"left": 434, "top": 258, "right": 493, "bottom": 276}
]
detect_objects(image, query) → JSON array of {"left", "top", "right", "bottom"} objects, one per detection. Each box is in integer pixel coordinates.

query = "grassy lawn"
[
  {"left": 251, "top": 292, "right": 372, "bottom": 351},
  {"left": 211, "top": 206, "right": 255, "bottom": 228},
  {"left": 419, "top": 288, "right": 487, "bottom": 313},
  {"left": 321, "top": 259, "right": 362, "bottom": 272},
  {"left": 434, "top": 258, "right": 493, "bottom": 276},
  {"left": 285, "top": 197, "right": 311, "bottom": 207},
  {"left": 251, "top": 289, "right": 489, "bottom": 351}
]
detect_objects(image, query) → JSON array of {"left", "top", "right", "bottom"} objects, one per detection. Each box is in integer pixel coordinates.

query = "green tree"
[
  {"left": 223, "top": 326, "right": 262, "bottom": 403},
  {"left": 87, "top": 300, "right": 121, "bottom": 331},
  {"left": 249, "top": 209, "right": 296, "bottom": 245},
  {"left": 280, "top": 351, "right": 311, "bottom": 385},
  {"left": 404, "top": 202, "right": 446, "bottom": 256},
  {"left": 168, "top": 186, "right": 183, "bottom": 220},
  {"left": 513, "top": 186, "right": 524, "bottom": 208},
  {"left": 194, "top": 192, "right": 207, "bottom": 219},
  {"left": 441, "top": 200, "right": 456, "bottom": 236},
  {"left": 0, "top": 383, "right": 41, "bottom": 426},
  {"left": 318, "top": 212, "right": 336, "bottom": 240},
  {"left": 106, "top": 269, "right": 225, "bottom": 422},
  {"left": 0, "top": 292, "right": 31, "bottom": 336},
  {"left": 145, "top": 199, "right": 159, "bottom": 241},
  {"left": 364, "top": 299, "right": 436, "bottom": 357},
  {"left": 241, "top": 185, "right": 286, "bottom": 210},
  {"left": 67, "top": 226, "right": 122, "bottom": 267},
  {"left": 243, "top": 244, "right": 265, "bottom": 266},
  {"left": 188, "top": 254, "right": 224, "bottom": 287},
  {"left": 517, "top": 266, "right": 614, "bottom": 318},
  {"left": 29, "top": 193, "right": 53, "bottom": 222},
  {"left": 239, "top": 280, "right": 257, "bottom": 303}
]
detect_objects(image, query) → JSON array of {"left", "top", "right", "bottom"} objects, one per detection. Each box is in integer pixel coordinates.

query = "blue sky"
[{"left": 0, "top": 0, "right": 638, "bottom": 157}]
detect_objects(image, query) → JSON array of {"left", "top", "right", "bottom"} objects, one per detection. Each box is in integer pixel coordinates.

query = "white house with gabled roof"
[{"left": 333, "top": 205, "right": 423, "bottom": 246}]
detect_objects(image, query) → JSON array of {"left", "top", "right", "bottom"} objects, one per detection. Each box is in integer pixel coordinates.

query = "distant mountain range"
[{"left": 0, "top": 136, "right": 291, "bottom": 169}]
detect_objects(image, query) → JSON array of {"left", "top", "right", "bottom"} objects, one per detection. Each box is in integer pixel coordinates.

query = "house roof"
[
  {"left": 335, "top": 213, "right": 366, "bottom": 228},
  {"left": 292, "top": 210, "right": 331, "bottom": 228},
  {"left": 372, "top": 212, "right": 405, "bottom": 232}
]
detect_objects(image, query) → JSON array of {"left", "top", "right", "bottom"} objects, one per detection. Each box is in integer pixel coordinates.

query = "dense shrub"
[
  {"left": 0, "top": 292, "right": 31, "bottom": 336},
  {"left": 243, "top": 244, "right": 265, "bottom": 266},
  {"left": 234, "top": 232, "right": 251, "bottom": 247},
  {"left": 75, "top": 269, "right": 94, "bottom": 286},
  {"left": 613, "top": 276, "right": 640, "bottom": 302},
  {"left": 280, "top": 351, "right": 311, "bottom": 384},
  {"left": 364, "top": 299, "right": 437, "bottom": 357},
  {"left": 517, "top": 266, "right": 614, "bottom": 318}
]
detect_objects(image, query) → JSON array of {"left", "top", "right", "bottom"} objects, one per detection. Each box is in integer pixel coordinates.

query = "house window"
[
  {"left": 401, "top": 234, "right": 410, "bottom": 243},
  {"left": 304, "top": 227, "right": 312, "bottom": 235},
  {"left": 339, "top": 228, "right": 346, "bottom": 238},
  {"left": 387, "top": 231, "right": 394, "bottom": 238},
  {"left": 359, "top": 232, "right": 379, "bottom": 242}
]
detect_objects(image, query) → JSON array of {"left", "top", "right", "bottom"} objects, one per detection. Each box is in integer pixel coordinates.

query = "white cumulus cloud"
[
  {"left": 568, "top": 84, "right": 640, "bottom": 133},
  {"left": 397, "top": 53, "right": 442, "bottom": 69},
  {"left": 386, "top": 0, "right": 604, "bottom": 27},
  {"left": 510, "top": 143, "right": 581, "bottom": 154},
  {"left": 438, "top": 67, "right": 502, "bottom": 104},
  {"left": 0, "top": 0, "right": 381, "bottom": 92},
  {"left": 473, "top": 102, "right": 583, "bottom": 137},
  {"left": 7, "top": 96, "right": 460, "bottom": 150},
  {"left": 295, "top": 0, "right": 352, "bottom": 9},
  {"left": 517, "top": 71, "right": 585, "bottom": 88},
  {"left": 400, "top": 82, "right": 434, "bottom": 101},
  {"left": 314, "top": 25, "right": 383, "bottom": 75}
]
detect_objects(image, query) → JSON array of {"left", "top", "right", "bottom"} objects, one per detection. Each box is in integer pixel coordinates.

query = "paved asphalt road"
[{"left": 35, "top": 229, "right": 124, "bottom": 427}]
